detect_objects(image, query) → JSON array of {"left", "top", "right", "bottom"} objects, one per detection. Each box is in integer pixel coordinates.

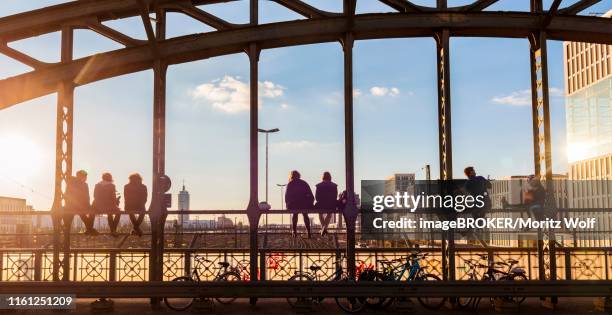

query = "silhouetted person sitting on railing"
[
  {"left": 501, "top": 175, "right": 547, "bottom": 220},
  {"left": 93, "top": 172, "right": 121, "bottom": 237},
  {"left": 65, "top": 170, "right": 98, "bottom": 235},
  {"left": 524, "top": 175, "right": 546, "bottom": 221},
  {"left": 285, "top": 170, "right": 313, "bottom": 238},
  {"left": 315, "top": 171, "right": 337, "bottom": 237},
  {"left": 124, "top": 173, "right": 147, "bottom": 237},
  {"left": 464, "top": 166, "right": 491, "bottom": 218}
]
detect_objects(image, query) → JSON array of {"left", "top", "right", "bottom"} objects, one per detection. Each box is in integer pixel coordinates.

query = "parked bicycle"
[
  {"left": 457, "top": 254, "right": 527, "bottom": 311},
  {"left": 359, "top": 251, "right": 446, "bottom": 310},
  {"left": 164, "top": 255, "right": 244, "bottom": 311},
  {"left": 286, "top": 255, "right": 366, "bottom": 313}
]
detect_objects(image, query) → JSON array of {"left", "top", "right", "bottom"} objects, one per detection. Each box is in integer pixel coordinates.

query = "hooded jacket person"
[
  {"left": 315, "top": 173, "right": 338, "bottom": 212},
  {"left": 93, "top": 173, "right": 119, "bottom": 213},
  {"left": 65, "top": 174, "right": 90, "bottom": 213}
]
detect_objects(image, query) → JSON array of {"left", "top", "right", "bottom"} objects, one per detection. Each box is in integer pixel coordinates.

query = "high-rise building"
[
  {"left": 0, "top": 196, "right": 33, "bottom": 234},
  {"left": 563, "top": 10, "right": 612, "bottom": 209},
  {"left": 564, "top": 12, "right": 612, "bottom": 248},
  {"left": 178, "top": 183, "right": 190, "bottom": 224},
  {"left": 384, "top": 173, "right": 416, "bottom": 195}
]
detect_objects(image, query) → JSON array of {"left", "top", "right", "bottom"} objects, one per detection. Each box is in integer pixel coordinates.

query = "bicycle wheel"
[
  {"left": 335, "top": 296, "right": 366, "bottom": 313},
  {"left": 415, "top": 274, "right": 447, "bottom": 310},
  {"left": 164, "top": 276, "right": 195, "bottom": 311},
  {"left": 457, "top": 296, "right": 475, "bottom": 309},
  {"left": 456, "top": 275, "right": 477, "bottom": 309},
  {"left": 215, "top": 271, "right": 241, "bottom": 304},
  {"left": 286, "top": 273, "right": 314, "bottom": 307},
  {"left": 508, "top": 273, "right": 527, "bottom": 304},
  {"left": 358, "top": 270, "right": 389, "bottom": 309},
  {"left": 334, "top": 278, "right": 366, "bottom": 313}
]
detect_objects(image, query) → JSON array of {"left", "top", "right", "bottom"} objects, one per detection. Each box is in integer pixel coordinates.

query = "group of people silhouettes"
[
  {"left": 65, "top": 168, "right": 349, "bottom": 239},
  {"left": 285, "top": 170, "right": 352, "bottom": 238},
  {"left": 64, "top": 170, "right": 147, "bottom": 236}
]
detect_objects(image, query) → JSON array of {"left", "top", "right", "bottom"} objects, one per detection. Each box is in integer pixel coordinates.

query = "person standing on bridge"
[
  {"left": 285, "top": 170, "right": 313, "bottom": 238},
  {"left": 65, "top": 170, "right": 98, "bottom": 235},
  {"left": 93, "top": 172, "right": 121, "bottom": 237},
  {"left": 315, "top": 171, "right": 337, "bottom": 237},
  {"left": 124, "top": 173, "right": 147, "bottom": 237}
]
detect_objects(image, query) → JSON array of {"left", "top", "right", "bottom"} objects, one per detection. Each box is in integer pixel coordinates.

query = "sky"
[{"left": 0, "top": 0, "right": 610, "bottom": 212}]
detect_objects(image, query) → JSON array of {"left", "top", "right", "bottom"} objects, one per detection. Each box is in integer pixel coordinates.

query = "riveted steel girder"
[{"left": 0, "top": 12, "right": 611, "bottom": 110}]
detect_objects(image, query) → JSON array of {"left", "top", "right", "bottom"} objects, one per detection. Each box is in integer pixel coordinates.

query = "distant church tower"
[{"left": 178, "top": 181, "right": 190, "bottom": 224}]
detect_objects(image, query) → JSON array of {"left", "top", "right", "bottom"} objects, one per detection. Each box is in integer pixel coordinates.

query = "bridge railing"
[
  {"left": 1, "top": 209, "right": 611, "bottom": 283},
  {"left": 1, "top": 247, "right": 611, "bottom": 282}
]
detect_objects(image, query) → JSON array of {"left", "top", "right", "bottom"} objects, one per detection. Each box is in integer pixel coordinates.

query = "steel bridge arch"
[{"left": 0, "top": 11, "right": 611, "bottom": 109}]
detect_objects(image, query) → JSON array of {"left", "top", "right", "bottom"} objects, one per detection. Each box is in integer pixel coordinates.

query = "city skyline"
[{"left": 0, "top": 0, "right": 610, "bottom": 211}]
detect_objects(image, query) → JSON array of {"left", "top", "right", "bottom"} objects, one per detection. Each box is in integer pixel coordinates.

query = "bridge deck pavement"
[{"left": 2, "top": 297, "right": 607, "bottom": 314}]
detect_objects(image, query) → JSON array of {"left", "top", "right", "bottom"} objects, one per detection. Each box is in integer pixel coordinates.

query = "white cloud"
[
  {"left": 260, "top": 80, "right": 285, "bottom": 98},
  {"left": 492, "top": 89, "right": 531, "bottom": 106},
  {"left": 370, "top": 86, "right": 400, "bottom": 97},
  {"left": 190, "top": 76, "right": 285, "bottom": 113},
  {"left": 280, "top": 103, "right": 290, "bottom": 110},
  {"left": 353, "top": 89, "right": 362, "bottom": 98},
  {"left": 492, "top": 87, "right": 563, "bottom": 106}
]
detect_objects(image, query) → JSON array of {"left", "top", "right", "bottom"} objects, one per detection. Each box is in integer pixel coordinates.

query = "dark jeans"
[
  {"left": 107, "top": 214, "right": 121, "bottom": 233},
  {"left": 292, "top": 213, "right": 311, "bottom": 235},
  {"left": 129, "top": 213, "right": 145, "bottom": 231},
  {"left": 60, "top": 214, "right": 95, "bottom": 232},
  {"left": 79, "top": 214, "right": 96, "bottom": 231}
]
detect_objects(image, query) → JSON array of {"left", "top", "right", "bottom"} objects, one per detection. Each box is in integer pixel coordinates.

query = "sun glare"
[
  {"left": 0, "top": 133, "right": 44, "bottom": 180},
  {"left": 567, "top": 142, "right": 593, "bottom": 163}
]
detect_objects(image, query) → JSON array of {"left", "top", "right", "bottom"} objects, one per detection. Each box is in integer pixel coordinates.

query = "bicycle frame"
[
  {"left": 381, "top": 255, "right": 426, "bottom": 282},
  {"left": 189, "top": 257, "right": 237, "bottom": 282}
]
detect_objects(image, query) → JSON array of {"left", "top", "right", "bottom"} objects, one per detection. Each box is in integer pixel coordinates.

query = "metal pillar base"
[
  {"left": 191, "top": 298, "right": 215, "bottom": 313},
  {"left": 393, "top": 298, "right": 416, "bottom": 313},
  {"left": 91, "top": 298, "right": 114, "bottom": 313},
  {"left": 594, "top": 297, "right": 612, "bottom": 313},
  {"left": 494, "top": 298, "right": 519, "bottom": 313}
]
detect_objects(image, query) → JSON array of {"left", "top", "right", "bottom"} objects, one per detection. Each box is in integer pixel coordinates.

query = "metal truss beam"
[
  {"left": 245, "top": 0, "right": 260, "bottom": 288},
  {"left": 83, "top": 20, "right": 144, "bottom": 47},
  {"left": 342, "top": 31, "right": 357, "bottom": 280},
  {"left": 436, "top": 29, "right": 452, "bottom": 182},
  {"left": 381, "top": 0, "right": 501, "bottom": 12},
  {"left": 247, "top": 42, "right": 260, "bottom": 283},
  {"left": 462, "top": 0, "right": 500, "bottom": 12},
  {"left": 51, "top": 27, "right": 75, "bottom": 282},
  {"left": 148, "top": 8, "right": 167, "bottom": 298},
  {"left": 271, "top": 0, "right": 340, "bottom": 18},
  {"left": 0, "top": 42, "right": 48, "bottom": 69},
  {"left": 0, "top": 0, "right": 236, "bottom": 43},
  {"left": 1, "top": 281, "right": 611, "bottom": 298},
  {"left": 0, "top": 12, "right": 611, "bottom": 110},
  {"left": 558, "top": 0, "right": 602, "bottom": 15},
  {"left": 543, "top": 0, "right": 563, "bottom": 26},
  {"left": 165, "top": 2, "right": 239, "bottom": 30},
  {"left": 379, "top": 0, "right": 429, "bottom": 12}
]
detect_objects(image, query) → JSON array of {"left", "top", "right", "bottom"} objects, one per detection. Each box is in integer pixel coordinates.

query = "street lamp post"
[
  {"left": 277, "top": 183, "right": 287, "bottom": 229},
  {"left": 258, "top": 128, "right": 279, "bottom": 228}
]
